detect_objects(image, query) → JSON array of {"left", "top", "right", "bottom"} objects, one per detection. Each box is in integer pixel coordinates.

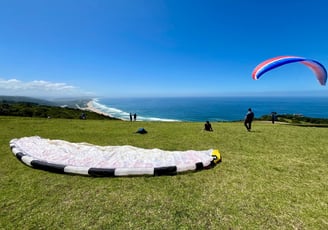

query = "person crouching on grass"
[{"left": 204, "top": 121, "right": 213, "bottom": 131}]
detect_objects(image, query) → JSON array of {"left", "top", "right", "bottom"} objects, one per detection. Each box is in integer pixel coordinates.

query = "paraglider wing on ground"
[{"left": 10, "top": 136, "right": 221, "bottom": 177}]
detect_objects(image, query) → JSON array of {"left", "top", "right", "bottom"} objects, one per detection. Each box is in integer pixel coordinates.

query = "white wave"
[
  {"left": 137, "top": 116, "right": 180, "bottom": 122},
  {"left": 90, "top": 99, "right": 180, "bottom": 122}
]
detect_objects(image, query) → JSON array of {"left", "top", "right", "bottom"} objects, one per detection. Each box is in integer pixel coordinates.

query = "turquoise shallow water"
[{"left": 90, "top": 97, "right": 328, "bottom": 122}]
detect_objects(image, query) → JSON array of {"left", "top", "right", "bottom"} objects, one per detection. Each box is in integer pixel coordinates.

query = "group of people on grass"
[{"left": 204, "top": 108, "right": 255, "bottom": 132}]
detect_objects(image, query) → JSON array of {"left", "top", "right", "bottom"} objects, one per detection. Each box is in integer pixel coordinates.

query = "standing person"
[
  {"left": 130, "top": 113, "right": 133, "bottom": 122},
  {"left": 271, "top": 112, "right": 276, "bottom": 124},
  {"left": 244, "top": 108, "right": 254, "bottom": 131},
  {"left": 133, "top": 113, "right": 137, "bottom": 121}
]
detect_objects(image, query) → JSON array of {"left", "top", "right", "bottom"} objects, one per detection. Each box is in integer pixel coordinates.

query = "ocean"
[{"left": 90, "top": 97, "right": 328, "bottom": 122}]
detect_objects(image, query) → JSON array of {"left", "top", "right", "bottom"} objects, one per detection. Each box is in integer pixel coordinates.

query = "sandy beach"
[{"left": 84, "top": 100, "right": 113, "bottom": 118}]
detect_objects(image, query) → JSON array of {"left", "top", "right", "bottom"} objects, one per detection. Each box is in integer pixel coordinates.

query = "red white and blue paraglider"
[{"left": 252, "top": 56, "right": 327, "bottom": 86}]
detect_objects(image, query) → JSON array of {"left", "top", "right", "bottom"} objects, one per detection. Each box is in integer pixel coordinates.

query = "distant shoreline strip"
[
  {"left": 83, "top": 99, "right": 181, "bottom": 122},
  {"left": 84, "top": 99, "right": 114, "bottom": 118}
]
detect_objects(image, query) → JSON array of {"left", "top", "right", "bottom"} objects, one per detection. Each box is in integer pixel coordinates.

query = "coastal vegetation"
[
  {"left": 0, "top": 97, "right": 117, "bottom": 120},
  {"left": 259, "top": 114, "right": 328, "bottom": 126},
  {"left": 1, "top": 116, "right": 327, "bottom": 229}
]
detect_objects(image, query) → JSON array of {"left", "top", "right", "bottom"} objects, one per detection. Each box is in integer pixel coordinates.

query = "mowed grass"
[{"left": 0, "top": 117, "right": 327, "bottom": 229}]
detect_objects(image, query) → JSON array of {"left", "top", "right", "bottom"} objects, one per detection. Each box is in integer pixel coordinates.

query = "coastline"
[
  {"left": 84, "top": 100, "right": 113, "bottom": 118},
  {"left": 79, "top": 97, "right": 328, "bottom": 122}
]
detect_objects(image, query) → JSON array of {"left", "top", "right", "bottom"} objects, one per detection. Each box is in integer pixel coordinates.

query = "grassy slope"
[{"left": 0, "top": 117, "right": 327, "bottom": 229}]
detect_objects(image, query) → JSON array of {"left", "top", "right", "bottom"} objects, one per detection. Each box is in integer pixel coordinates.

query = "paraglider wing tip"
[
  {"left": 251, "top": 72, "right": 258, "bottom": 80},
  {"left": 211, "top": 149, "right": 222, "bottom": 164}
]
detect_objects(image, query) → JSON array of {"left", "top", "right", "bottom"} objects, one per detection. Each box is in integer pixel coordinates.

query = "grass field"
[{"left": 1, "top": 116, "right": 327, "bottom": 229}]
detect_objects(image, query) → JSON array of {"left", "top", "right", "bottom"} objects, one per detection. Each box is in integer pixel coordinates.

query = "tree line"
[
  {"left": 0, "top": 101, "right": 117, "bottom": 120},
  {"left": 259, "top": 114, "right": 328, "bottom": 125}
]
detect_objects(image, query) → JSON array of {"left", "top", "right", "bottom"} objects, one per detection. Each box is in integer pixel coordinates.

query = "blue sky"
[{"left": 0, "top": 0, "right": 327, "bottom": 98}]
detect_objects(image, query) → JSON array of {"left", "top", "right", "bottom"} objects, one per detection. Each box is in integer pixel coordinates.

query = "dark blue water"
[{"left": 91, "top": 97, "right": 328, "bottom": 122}]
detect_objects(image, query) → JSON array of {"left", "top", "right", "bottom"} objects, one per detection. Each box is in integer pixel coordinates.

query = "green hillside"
[
  {"left": 1, "top": 117, "right": 327, "bottom": 229},
  {"left": 0, "top": 98, "right": 117, "bottom": 120}
]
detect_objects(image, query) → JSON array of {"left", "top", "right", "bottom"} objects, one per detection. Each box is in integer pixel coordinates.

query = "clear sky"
[{"left": 0, "top": 0, "right": 327, "bottom": 98}]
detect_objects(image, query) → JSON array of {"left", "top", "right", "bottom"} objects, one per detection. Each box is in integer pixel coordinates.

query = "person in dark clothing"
[
  {"left": 244, "top": 108, "right": 254, "bottom": 131},
  {"left": 271, "top": 112, "right": 276, "bottom": 124},
  {"left": 204, "top": 121, "right": 213, "bottom": 131},
  {"left": 80, "top": 112, "right": 86, "bottom": 120},
  {"left": 130, "top": 113, "right": 133, "bottom": 122},
  {"left": 133, "top": 113, "right": 137, "bottom": 121}
]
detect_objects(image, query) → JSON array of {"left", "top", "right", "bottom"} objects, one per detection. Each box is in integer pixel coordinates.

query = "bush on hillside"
[{"left": 0, "top": 101, "right": 118, "bottom": 120}]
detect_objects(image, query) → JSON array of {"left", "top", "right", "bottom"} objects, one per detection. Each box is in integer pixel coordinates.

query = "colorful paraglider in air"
[{"left": 252, "top": 56, "right": 327, "bottom": 86}]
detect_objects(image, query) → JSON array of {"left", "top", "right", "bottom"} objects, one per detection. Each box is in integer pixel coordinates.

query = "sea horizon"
[{"left": 88, "top": 96, "right": 328, "bottom": 122}]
